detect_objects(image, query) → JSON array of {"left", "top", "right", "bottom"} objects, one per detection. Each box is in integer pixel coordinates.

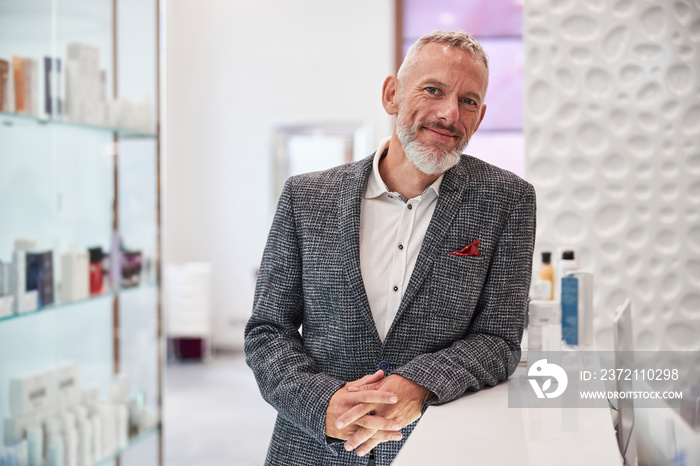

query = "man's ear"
[{"left": 382, "top": 75, "right": 399, "bottom": 116}]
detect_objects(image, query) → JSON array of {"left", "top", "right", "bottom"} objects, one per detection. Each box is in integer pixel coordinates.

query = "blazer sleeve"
[
  {"left": 244, "top": 179, "right": 345, "bottom": 451},
  {"left": 392, "top": 182, "right": 536, "bottom": 405}
]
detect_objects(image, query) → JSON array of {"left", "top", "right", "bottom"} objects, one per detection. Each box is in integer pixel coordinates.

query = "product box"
[
  {"left": 61, "top": 251, "right": 89, "bottom": 303},
  {"left": 527, "top": 300, "right": 561, "bottom": 352},
  {"left": 10, "top": 250, "right": 26, "bottom": 314},
  {"left": 19, "top": 290, "right": 38, "bottom": 314},
  {"left": 56, "top": 362, "right": 80, "bottom": 411},
  {"left": 0, "top": 295, "right": 14, "bottom": 318},
  {"left": 9, "top": 370, "right": 57, "bottom": 418},
  {"left": 26, "top": 251, "right": 54, "bottom": 307},
  {"left": 0, "top": 58, "right": 9, "bottom": 112},
  {"left": 561, "top": 271, "right": 594, "bottom": 348},
  {"left": 0, "top": 262, "right": 10, "bottom": 295}
]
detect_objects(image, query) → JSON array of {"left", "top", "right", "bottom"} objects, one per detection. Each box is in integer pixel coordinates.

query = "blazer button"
[{"left": 379, "top": 361, "right": 390, "bottom": 371}]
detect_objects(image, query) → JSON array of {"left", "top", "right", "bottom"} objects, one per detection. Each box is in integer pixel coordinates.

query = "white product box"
[
  {"left": 0, "top": 262, "right": 10, "bottom": 295},
  {"left": 4, "top": 413, "right": 40, "bottom": 444},
  {"left": 60, "top": 251, "right": 89, "bottom": 303},
  {"left": 11, "top": 250, "right": 26, "bottom": 314},
  {"left": 19, "top": 290, "right": 38, "bottom": 314},
  {"left": 14, "top": 239, "right": 37, "bottom": 251},
  {"left": 0, "top": 295, "right": 14, "bottom": 318},
  {"left": 56, "top": 362, "right": 80, "bottom": 411},
  {"left": 9, "top": 370, "right": 57, "bottom": 417}
]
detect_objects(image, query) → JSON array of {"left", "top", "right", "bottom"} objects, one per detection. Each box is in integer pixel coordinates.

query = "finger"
[
  {"left": 371, "top": 430, "right": 403, "bottom": 442},
  {"left": 335, "top": 394, "right": 398, "bottom": 429},
  {"left": 347, "top": 382, "right": 379, "bottom": 392},
  {"left": 347, "top": 370, "right": 384, "bottom": 388},
  {"left": 353, "top": 413, "right": 401, "bottom": 432},
  {"left": 344, "top": 426, "right": 377, "bottom": 453},
  {"left": 356, "top": 431, "right": 401, "bottom": 457}
]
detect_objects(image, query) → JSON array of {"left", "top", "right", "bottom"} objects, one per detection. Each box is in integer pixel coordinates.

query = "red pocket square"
[{"left": 448, "top": 240, "right": 481, "bottom": 257}]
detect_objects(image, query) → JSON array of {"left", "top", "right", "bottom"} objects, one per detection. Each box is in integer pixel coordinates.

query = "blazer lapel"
[
  {"left": 338, "top": 156, "right": 379, "bottom": 336},
  {"left": 388, "top": 161, "right": 470, "bottom": 332}
]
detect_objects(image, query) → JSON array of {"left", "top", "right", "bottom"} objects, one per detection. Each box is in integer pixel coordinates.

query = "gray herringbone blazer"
[{"left": 245, "top": 153, "right": 536, "bottom": 465}]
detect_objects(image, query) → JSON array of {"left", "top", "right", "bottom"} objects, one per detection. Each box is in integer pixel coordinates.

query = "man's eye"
[
  {"left": 425, "top": 87, "right": 438, "bottom": 94},
  {"left": 462, "top": 98, "right": 476, "bottom": 105}
]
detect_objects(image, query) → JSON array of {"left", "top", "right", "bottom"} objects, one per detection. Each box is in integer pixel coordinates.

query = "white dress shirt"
[{"left": 359, "top": 138, "right": 443, "bottom": 342}]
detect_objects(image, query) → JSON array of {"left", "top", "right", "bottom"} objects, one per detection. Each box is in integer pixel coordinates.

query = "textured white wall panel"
[{"left": 524, "top": 0, "right": 700, "bottom": 350}]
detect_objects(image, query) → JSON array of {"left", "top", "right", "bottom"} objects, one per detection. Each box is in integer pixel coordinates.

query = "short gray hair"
[{"left": 397, "top": 30, "right": 489, "bottom": 89}]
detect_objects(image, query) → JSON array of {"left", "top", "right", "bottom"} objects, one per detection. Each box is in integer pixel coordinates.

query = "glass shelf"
[
  {"left": 0, "top": 111, "right": 157, "bottom": 139},
  {"left": 93, "top": 425, "right": 161, "bottom": 466},
  {"left": 0, "top": 281, "right": 160, "bottom": 324}
]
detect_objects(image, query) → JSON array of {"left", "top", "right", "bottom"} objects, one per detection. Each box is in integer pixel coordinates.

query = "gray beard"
[{"left": 396, "top": 121, "right": 465, "bottom": 175}]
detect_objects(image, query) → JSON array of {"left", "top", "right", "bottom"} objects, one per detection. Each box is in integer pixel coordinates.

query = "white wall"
[
  {"left": 524, "top": 0, "right": 700, "bottom": 351},
  {"left": 165, "top": 0, "right": 394, "bottom": 349}
]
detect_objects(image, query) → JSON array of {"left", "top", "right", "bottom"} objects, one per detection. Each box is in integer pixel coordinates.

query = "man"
[{"left": 245, "top": 30, "right": 536, "bottom": 465}]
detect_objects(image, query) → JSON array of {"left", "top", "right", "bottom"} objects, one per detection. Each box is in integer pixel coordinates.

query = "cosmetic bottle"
[
  {"left": 26, "top": 427, "right": 42, "bottom": 466},
  {"left": 47, "top": 435, "right": 64, "bottom": 466},
  {"left": 556, "top": 250, "right": 578, "bottom": 301},
  {"left": 88, "top": 248, "right": 104, "bottom": 296},
  {"left": 528, "top": 300, "right": 561, "bottom": 352},
  {"left": 538, "top": 252, "right": 555, "bottom": 300}
]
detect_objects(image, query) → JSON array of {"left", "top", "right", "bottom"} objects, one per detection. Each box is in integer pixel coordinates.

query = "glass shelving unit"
[
  {"left": 0, "top": 111, "right": 158, "bottom": 138},
  {"left": 0, "top": 282, "right": 159, "bottom": 324},
  {"left": 0, "top": 0, "right": 162, "bottom": 465}
]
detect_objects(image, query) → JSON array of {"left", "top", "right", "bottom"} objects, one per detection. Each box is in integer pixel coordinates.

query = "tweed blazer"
[{"left": 245, "top": 152, "right": 536, "bottom": 466}]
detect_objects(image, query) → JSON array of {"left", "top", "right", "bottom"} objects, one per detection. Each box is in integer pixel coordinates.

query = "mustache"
[{"left": 416, "top": 121, "right": 466, "bottom": 140}]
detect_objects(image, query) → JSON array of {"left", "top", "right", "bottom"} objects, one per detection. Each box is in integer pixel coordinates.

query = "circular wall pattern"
[
  {"left": 573, "top": 185, "right": 599, "bottom": 209},
  {"left": 680, "top": 293, "right": 700, "bottom": 319},
  {"left": 686, "top": 259, "right": 700, "bottom": 286},
  {"left": 619, "top": 64, "right": 644, "bottom": 86},
  {"left": 560, "top": 15, "right": 600, "bottom": 42},
  {"left": 525, "top": 1, "right": 700, "bottom": 355},
  {"left": 603, "top": 25, "right": 630, "bottom": 61},
  {"left": 633, "top": 43, "right": 666, "bottom": 62},
  {"left": 655, "top": 229, "right": 680, "bottom": 254},
  {"left": 553, "top": 211, "right": 586, "bottom": 242},
  {"left": 528, "top": 81, "right": 555, "bottom": 120},
  {"left": 576, "top": 122, "right": 608, "bottom": 155},
  {"left": 594, "top": 204, "right": 628, "bottom": 236},
  {"left": 666, "top": 63, "right": 694, "bottom": 95},
  {"left": 624, "top": 254, "right": 643, "bottom": 275},
  {"left": 601, "top": 153, "right": 628, "bottom": 178},
  {"left": 640, "top": 5, "right": 668, "bottom": 41},
  {"left": 636, "top": 330, "right": 658, "bottom": 351},
  {"left": 681, "top": 104, "right": 700, "bottom": 135}
]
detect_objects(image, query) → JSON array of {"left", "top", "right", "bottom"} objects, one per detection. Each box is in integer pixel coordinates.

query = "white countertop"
[{"left": 393, "top": 370, "right": 623, "bottom": 465}]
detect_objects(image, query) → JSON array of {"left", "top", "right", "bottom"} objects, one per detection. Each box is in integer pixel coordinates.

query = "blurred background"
[{"left": 1, "top": 0, "right": 698, "bottom": 465}]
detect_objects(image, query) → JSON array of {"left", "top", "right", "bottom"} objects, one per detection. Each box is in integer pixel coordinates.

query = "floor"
[{"left": 163, "top": 352, "right": 277, "bottom": 466}]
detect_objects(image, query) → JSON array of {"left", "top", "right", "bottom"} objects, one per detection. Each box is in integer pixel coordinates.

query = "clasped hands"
[{"left": 325, "top": 370, "right": 433, "bottom": 457}]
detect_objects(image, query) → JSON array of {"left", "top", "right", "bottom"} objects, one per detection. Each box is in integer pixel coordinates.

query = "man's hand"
[
  {"left": 339, "top": 374, "right": 434, "bottom": 456},
  {"left": 325, "top": 370, "right": 403, "bottom": 444}
]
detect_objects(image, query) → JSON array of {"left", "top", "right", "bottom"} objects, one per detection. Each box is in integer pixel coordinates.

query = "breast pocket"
[{"left": 430, "top": 254, "right": 487, "bottom": 319}]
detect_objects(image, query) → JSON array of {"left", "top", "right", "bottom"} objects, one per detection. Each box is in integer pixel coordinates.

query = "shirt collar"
[{"left": 364, "top": 137, "right": 444, "bottom": 199}]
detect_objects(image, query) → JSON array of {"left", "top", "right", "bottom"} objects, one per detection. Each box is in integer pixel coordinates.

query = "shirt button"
[
  {"left": 379, "top": 361, "right": 390, "bottom": 371},
  {"left": 407, "top": 204, "right": 413, "bottom": 210},
  {"left": 393, "top": 286, "right": 398, "bottom": 292},
  {"left": 398, "top": 244, "right": 403, "bottom": 250}
]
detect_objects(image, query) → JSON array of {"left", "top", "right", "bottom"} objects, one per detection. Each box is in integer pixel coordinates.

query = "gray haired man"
[{"left": 245, "top": 30, "right": 536, "bottom": 466}]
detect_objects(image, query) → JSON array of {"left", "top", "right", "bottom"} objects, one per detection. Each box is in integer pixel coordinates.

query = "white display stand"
[{"left": 165, "top": 262, "right": 213, "bottom": 359}]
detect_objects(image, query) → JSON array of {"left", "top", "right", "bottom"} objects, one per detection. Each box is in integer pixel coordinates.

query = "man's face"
[{"left": 394, "top": 43, "right": 488, "bottom": 175}]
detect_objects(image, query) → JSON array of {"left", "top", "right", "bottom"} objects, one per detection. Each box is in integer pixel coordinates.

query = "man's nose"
[{"left": 436, "top": 95, "right": 459, "bottom": 124}]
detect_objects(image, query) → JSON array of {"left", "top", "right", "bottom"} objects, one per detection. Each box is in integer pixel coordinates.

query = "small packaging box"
[
  {"left": 0, "top": 295, "right": 14, "bottom": 318},
  {"left": 9, "top": 370, "right": 56, "bottom": 417}
]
